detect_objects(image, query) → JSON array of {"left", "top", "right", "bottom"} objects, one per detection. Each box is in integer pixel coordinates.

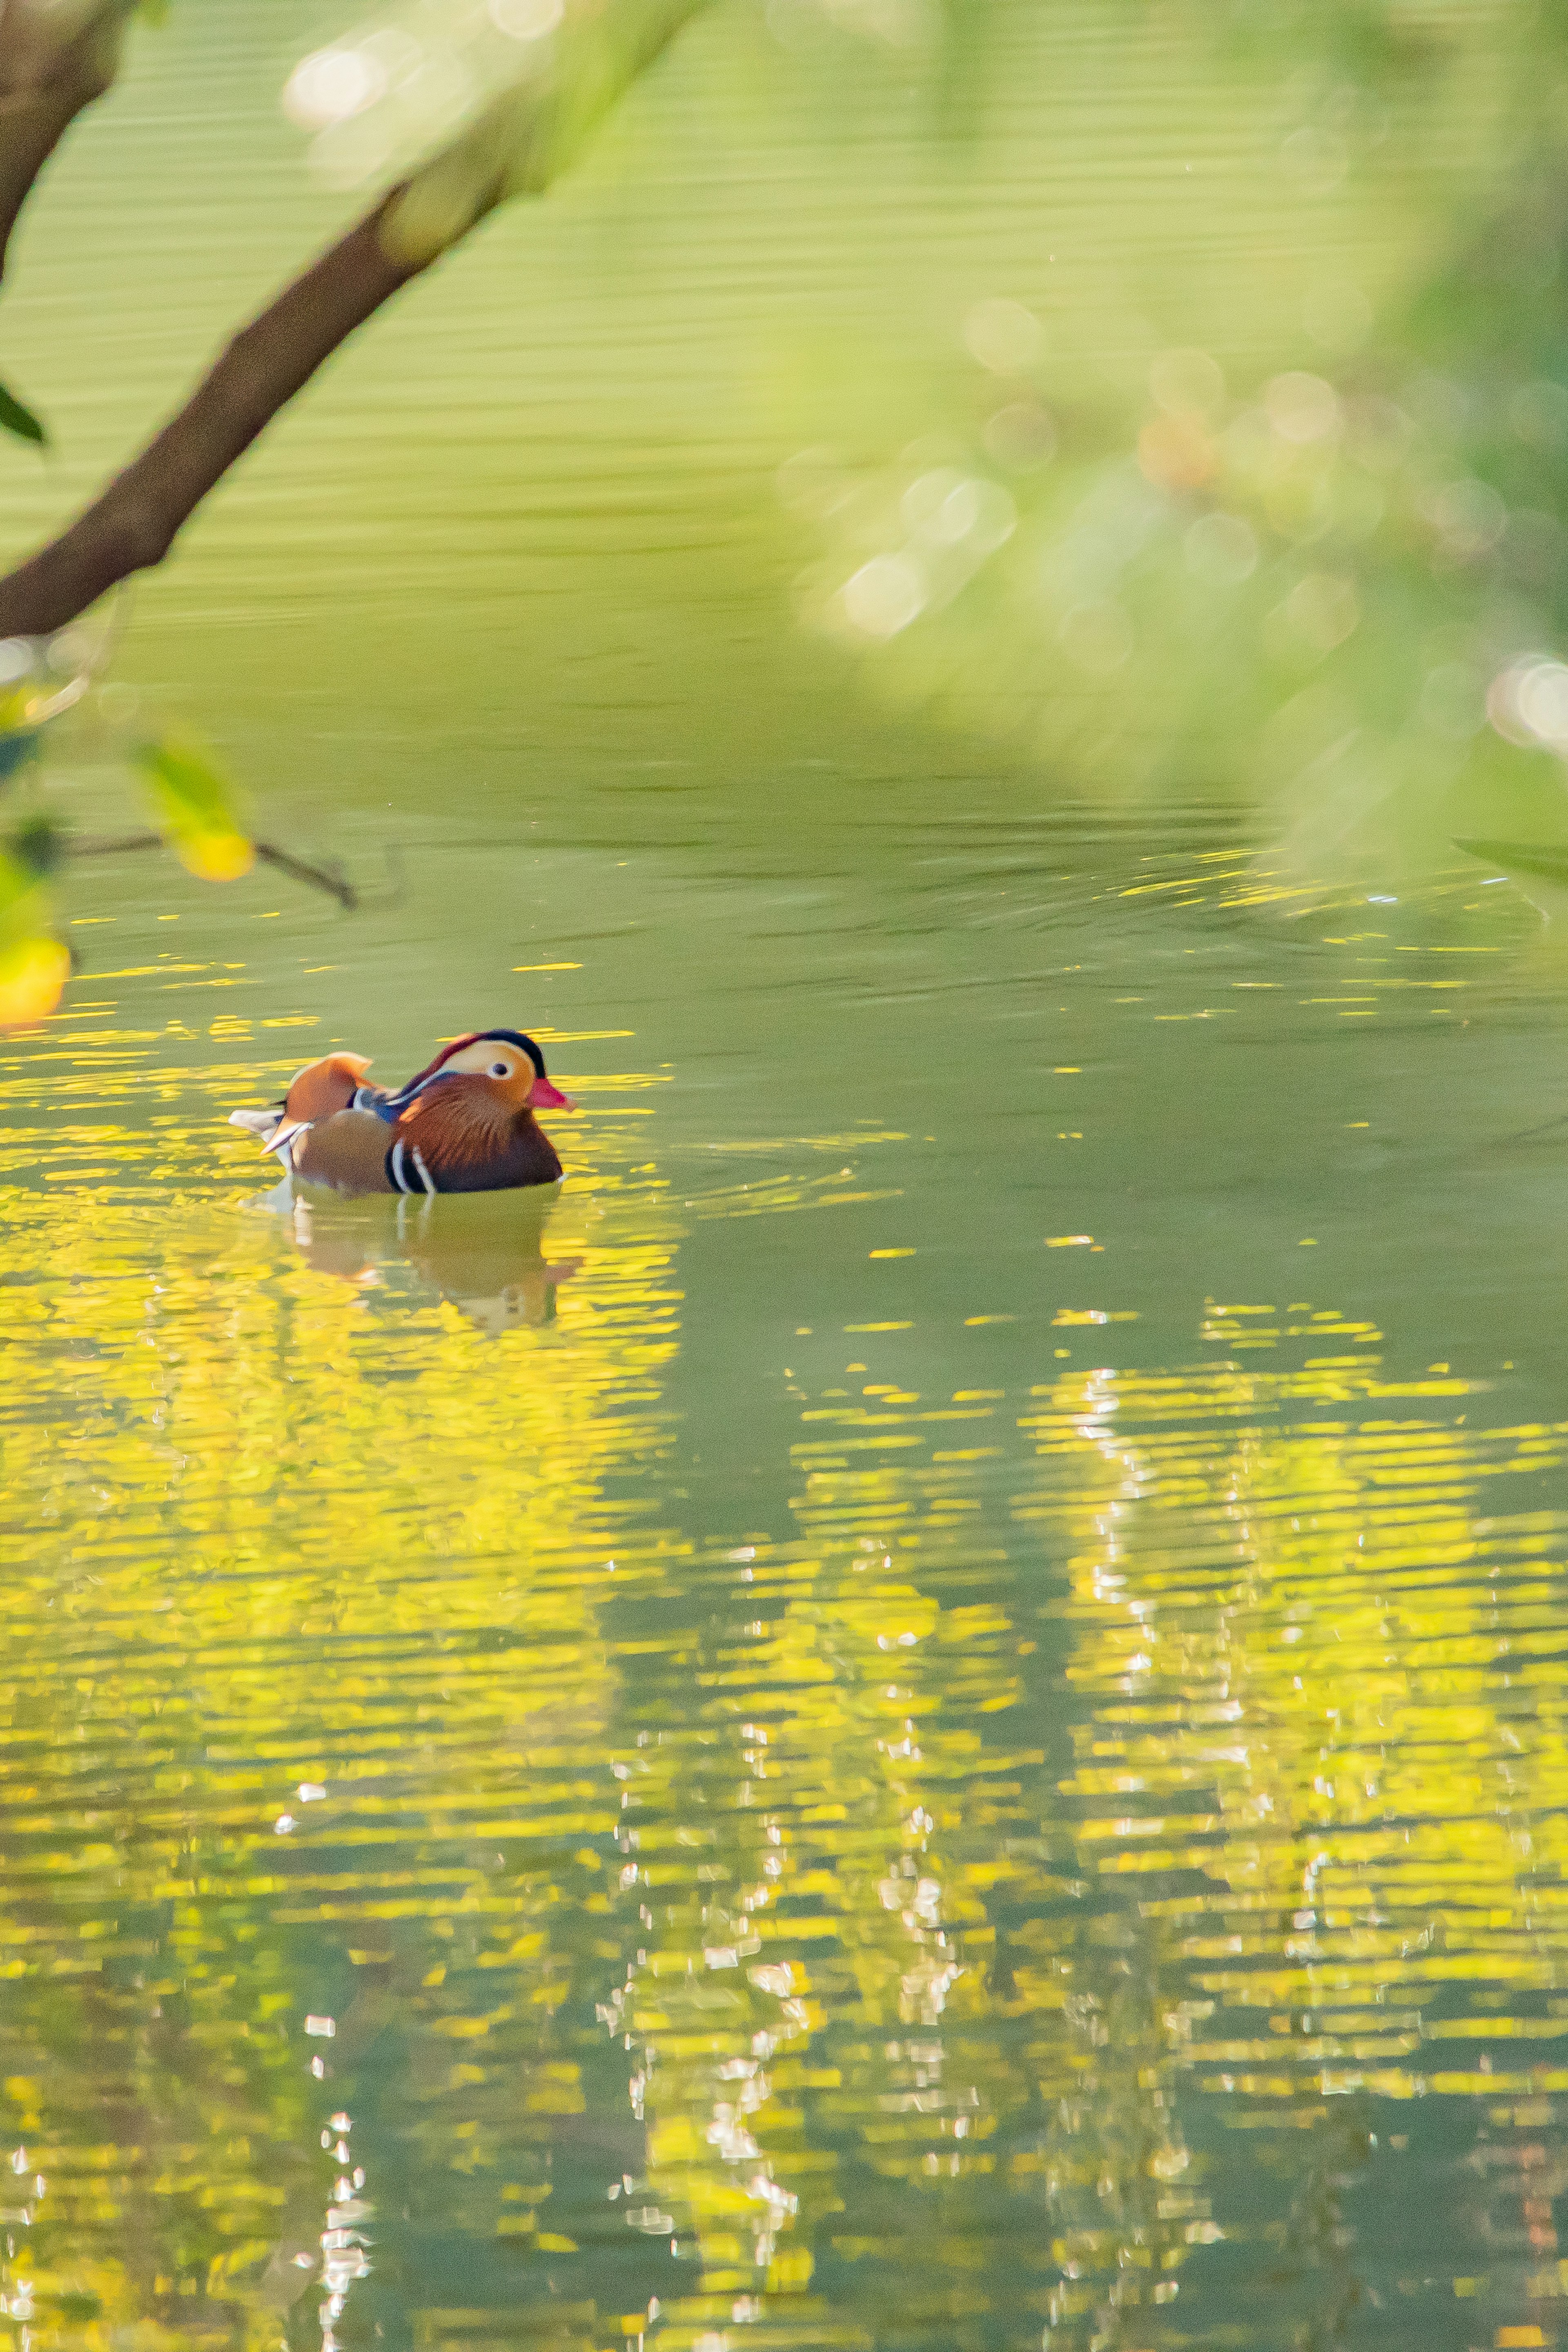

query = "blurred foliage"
[
  {"left": 0, "top": 0, "right": 709, "bottom": 1021},
  {"left": 0, "top": 377, "right": 45, "bottom": 446},
  {"left": 739, "top": 0, "right": 1568, "bottom": 860},
  {"left": 134, "top": 734, "right": 254, "bottom": 884},
  {"left": 0, "top": 831, "right": 66, "bottom": 1024},
  {"left": 161, "top": 0, "right": 1568, "bottom": 865},
  {"left": 0, "top": 606, "right": 256, "bottom": 1019}
]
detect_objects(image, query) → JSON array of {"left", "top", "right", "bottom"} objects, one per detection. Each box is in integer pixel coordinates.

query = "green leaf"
[
  {"left": 0, "top": 846, "right": 45, "bottom": 926},
  {"left": 0, "top": 376, "right": 46, "bottom": 446},
  {"left": 0, "top": 729, "right": 41, "bottom": 782},
  {"left": 7, "top": 817, "right": 63, "bottom": 880},
  {"left": 134, "top": 734, "right": 254, "bottom": 882}
]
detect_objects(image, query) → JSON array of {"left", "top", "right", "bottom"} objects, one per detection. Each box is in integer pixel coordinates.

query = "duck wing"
[{"left": 292, "top": 1109, "right": 397, "bottom": 1195}]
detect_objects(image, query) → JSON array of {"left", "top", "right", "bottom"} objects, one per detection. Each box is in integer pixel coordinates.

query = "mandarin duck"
[{"left": 228, "top": 1030, "right": 574, "bottom": 1196}]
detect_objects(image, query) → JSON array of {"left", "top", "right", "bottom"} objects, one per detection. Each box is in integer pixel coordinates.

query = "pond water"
[
  {"left": 7, "top": 806, "right": 1568, "bottom": 2352},
  {"left": 10, "top": 2, "right": 1568, "bottom": 2350}
]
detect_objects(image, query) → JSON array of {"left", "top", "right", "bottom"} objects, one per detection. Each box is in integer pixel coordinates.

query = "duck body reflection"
[
  {"left": 228, "top": 1030, "right": 575, "bottom": 1197},
  {"left": 275, "top": 1184, "right": 582, "bottom": 1333}
]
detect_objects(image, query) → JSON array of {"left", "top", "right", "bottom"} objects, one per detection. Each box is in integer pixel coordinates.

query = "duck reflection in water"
[{"left": 281, "top": 1188, "right": 582, "bottom": 1334}]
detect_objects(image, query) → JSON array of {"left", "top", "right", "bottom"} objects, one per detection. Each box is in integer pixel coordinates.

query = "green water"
[{"left": 11, "top": 4, "right": 1568, "bottom": 2350}]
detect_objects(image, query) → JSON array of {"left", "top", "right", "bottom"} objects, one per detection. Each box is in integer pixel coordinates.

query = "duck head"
[
  {"left": 394, "top": 1029, "right": 574, "bottom": 1115},
  {"left": 382, "top": 1030, "right": 575, "bottom": 1196}
]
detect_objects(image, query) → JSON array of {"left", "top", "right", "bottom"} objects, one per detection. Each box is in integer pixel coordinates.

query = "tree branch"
[
  {"left": 67, "top": 827, "right": 359, "bottom": 907},
  {"left": 0, "top": 2, "right": 131, "bottom": 289},
  {"left": 0, "top": 194, "right": 424, "bottom": 635},
  {"left": 0, "top": 0, "right": 713, "bottom": 641}
]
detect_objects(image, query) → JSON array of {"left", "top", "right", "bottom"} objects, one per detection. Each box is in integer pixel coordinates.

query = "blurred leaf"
[
  {"left": 381, "top": 0, "right": 714, "bottom": 265},
  {"left": 135, "top": 734, "right": 254, "bottom": 882},
  {"left": 0, "top": 847, "right": 49, "bottom": 926},
  {"left": 8, "top": 817, "right": 63, "bottom": 878},
  {"left": 0, "top": 831, "right": 64, "bottom": 1027},
  {"left": 0, "top": 377, "right": 47, "bottom": 447},
  {"left": 0, "top": 727, "right": 41, "bottom": 783},
  {"left": 1454, "top": 836, "right": 1568, "bottom": 886},
  {"left": 0, "top": 931, "right": 68, "bottom": 1027},
  {"left": 49, "top": 2296, "right": 102, "bottom": 2327}
]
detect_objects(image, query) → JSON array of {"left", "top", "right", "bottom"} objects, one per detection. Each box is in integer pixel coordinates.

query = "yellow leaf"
[
  {"left": 0, "top": 933, "right": 68, "bottom": 1026},
  {"left": 135, "top": 734, "right": 254, "bottom": 883},
  {"left": 178, "top": 830, "right": 254, "bottom": 882},
  {"left": 0, "top": 687, "right": 43, "bottom": 731}
]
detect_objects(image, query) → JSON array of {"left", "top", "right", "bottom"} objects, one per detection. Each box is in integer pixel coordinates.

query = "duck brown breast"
[{"left": 394, "top": 1080, "right": 564, "bottom": 1193}]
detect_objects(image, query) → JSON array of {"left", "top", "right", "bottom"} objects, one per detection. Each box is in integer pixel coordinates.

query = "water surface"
[
  {"left": 8, "top": 2, "right": 1568, "bottom": 2345},
  {"left": 5, "top": 809, "right": 1568, "bottom": 2352}
]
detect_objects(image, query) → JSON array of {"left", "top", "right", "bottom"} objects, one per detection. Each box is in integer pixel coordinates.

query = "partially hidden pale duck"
[{"left": 228, "top": 1030, "right": 575, "bottom": 1196}]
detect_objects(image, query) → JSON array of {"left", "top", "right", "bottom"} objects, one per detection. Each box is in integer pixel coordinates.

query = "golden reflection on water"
[{"left": 4, "top": 945, "right": 1568, "bottom": 2352}]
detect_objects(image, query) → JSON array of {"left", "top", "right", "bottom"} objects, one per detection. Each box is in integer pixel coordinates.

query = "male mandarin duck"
[{"left": 228, "top": 1029, "right": 575, "bottom": 1196}]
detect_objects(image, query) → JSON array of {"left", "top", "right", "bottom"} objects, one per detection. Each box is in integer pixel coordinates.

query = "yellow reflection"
[
  {"left": 1027, "top": 1327, "right": 1568, "bottom": 2343},
  {"left": 9, "top": 983, "right": 1568, "bottom": 2352},
  {"left": 0, "top": 1031, "right": 679, "bottom": 2348},
  {"left": 604, "top": 1544, "right": 1034, "bottom": 2350}
]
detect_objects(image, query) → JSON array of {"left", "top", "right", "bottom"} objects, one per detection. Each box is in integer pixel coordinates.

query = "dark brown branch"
[
  {"left": 254, "top": 837, "right": 357, "bottom": 909},
  {"left": 0, "top": 193, "right": 427, "bottom": 637},
  {"left": 0, "top": 4, "right": 127, "bottom": 288},
  {"left": 67, "top": 828, "right": 359, "bottom": 908}
]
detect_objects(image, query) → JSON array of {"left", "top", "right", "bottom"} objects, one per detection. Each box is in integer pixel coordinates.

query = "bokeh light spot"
[
  {"left": 489, "top": 0, "right": 564, "bottom": 41},
  {"left": 1265, "top": 372, "right": 1341, "bottom": 444},
  {"left": 1184, "top": 512, "right": 1258, "bottom": 586},
  {"left": 840, "top": 553, "right": 927, "bottom": 639},
  {"left": 283, "top": 45, "right": 386, "bottom": 130},
  {"left": 981, "top": 403, "right": 1056, "bottom": 470},
  {"left": 1149, "top": 347, "right": 1225, "bottom": 420},
  {"left": 962, "top": 297, "right": 1045, "bottom": 378}
]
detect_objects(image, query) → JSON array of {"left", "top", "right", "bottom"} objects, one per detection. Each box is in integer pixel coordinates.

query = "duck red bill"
[{"left": 526, "top": 1075, "right": 575, "bottom": 1111}]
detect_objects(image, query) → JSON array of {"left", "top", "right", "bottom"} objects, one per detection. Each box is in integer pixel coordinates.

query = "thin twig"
[
  {"left": 255, "top": 838, "right": 356, "bottom": 910},
  {"left": 1496, "top": 1109, "right": 1568, "bottom": 1149},
  {"left": 65, "top": 829, "right": 357, "bottom": 908},
  {"left": 63, "top": 829, "right": 161, "bottom": 856}
]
